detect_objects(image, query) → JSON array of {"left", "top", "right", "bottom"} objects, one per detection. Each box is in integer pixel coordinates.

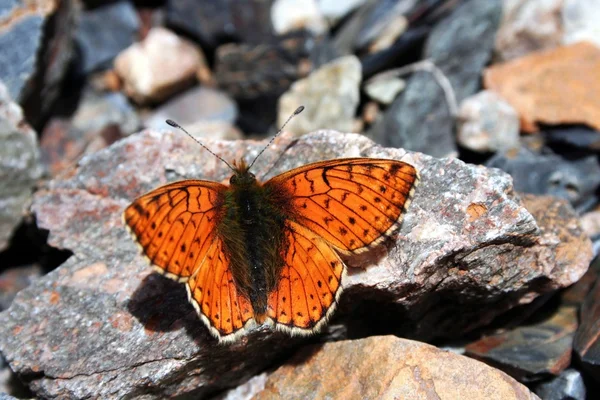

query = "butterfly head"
[{"left": 230, "top": 159, "right": 257, "bottom": 187}]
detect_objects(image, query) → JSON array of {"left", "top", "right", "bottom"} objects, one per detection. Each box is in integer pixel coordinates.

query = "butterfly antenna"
[
  {"left": 248, "top": 106, "right": 304, "bottom": 170},
  {"left": 165, "top": 119, "right": 235, "bottom": 171}
]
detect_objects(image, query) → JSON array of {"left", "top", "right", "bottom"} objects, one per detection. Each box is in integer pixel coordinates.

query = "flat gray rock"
[{"left": 0, "top": 129, "right": 591, "bottom": 398}]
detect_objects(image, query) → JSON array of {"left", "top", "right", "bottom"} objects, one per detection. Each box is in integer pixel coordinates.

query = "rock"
[
  {"left": 465, "top": 305, "right": 578, "bottom": 381},
  {"left": 114, "top": 27, "right": 206, "bottom": 104},
  {"left": 0, "top": 265, "right": 42, "bottom": 311},
  {"left": 277, "top": 55, "right": 361, "bottom": 136},
  {"left": 143, "top": 86, "right": 238, "bottom": 134},
  {"left": 214, "top": 32, "right": 319, "bottom": 101},
  {"left": 224, "top": 336, "right": 539, "bottom": 399},
  {"left": 485, "top": 42, "right": 600, "bottom": 133},
  {"left": 495, "top": 0, "right": 564, "bottom": 62},
  {"left": 543, "top": 126, "right": 600, "bottom": 152},
  {"left": 75, "top": 1, "right": 140, "bottom": 75},
  {"left": 486, "top": 148, "right": 600, "bottom": 211},
  {"left": 316, "top": 0, "right": 367, "bottom": 24},
  {"left": 369, "top": 0, "right": 502, "bottom": 158},
  {"left": 271, "top": 0, "right": 328, "bottom": 36},
  {"left": 367, "top": 14, "right": 408, "bottom": 53},
  {"left": 457, "top": 90, "right": 520, "bottom": 153},
  {"left": 573, "top": 273, "right": 600, "bottom": 381},
  {"left": 0, "top": 128, "right": 592, "bottom": 398},
  {"left": 563, "top": 0, "right": 600, "bottom": 48},
  {"left": 580, "top": 210, "right": 600, "bottom": 245},
  {"left": 364, "top": 76, "right": 406, "bottom": 105},
  {"left": 165, "top": 0, "right": 274, "bottom": 48},
  {"left": 533, "top": 368, "right": 586, "bottom": 400},
  {"left": 40, "top": 88, "right": 140, "bottom": 177},
  {"left": 0, "top": 82, "right": 42, "bottom": 251},
  {"left": 0, "top": 0, "right": 76, "bottom": 127}
]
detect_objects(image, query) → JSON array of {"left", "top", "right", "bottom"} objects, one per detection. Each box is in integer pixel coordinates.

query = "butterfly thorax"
[{"left": 218, "top": 162, "right": 289, "bottom": 321}]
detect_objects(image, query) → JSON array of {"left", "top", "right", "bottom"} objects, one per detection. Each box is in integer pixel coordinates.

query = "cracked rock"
[{"left": 0, "top": 130, "right": 591, "bottom": 398}]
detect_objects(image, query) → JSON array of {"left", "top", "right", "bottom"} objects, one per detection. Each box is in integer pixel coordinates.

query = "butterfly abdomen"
[{"left": 219, "top": 174, "right": 288, "bottom": 320}]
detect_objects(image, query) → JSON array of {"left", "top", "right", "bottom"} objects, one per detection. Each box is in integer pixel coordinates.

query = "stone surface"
[
  {"left": 485, "top": 42, "right": 600, "bottom": 133},
  {"left": 581, "top": 211, "right": 600, "bottom": 244},
  {"left": 115, "top": 27, "right": 206, "bottom": 104},
  {"left": 364, "top": 76, "right": 406, "bottom": 105},
  {"left": 143, "top": 86, "right": 238, "bottom": 134},
  {"left": 0, "top": 0, "right": 76, "bottom": 127},
  {"left": 278, "top": 55, "right": 361, "bottom": 136},
  {"left": 367, "top": 14, "right": 408, "bottom": 53},
  {"left": 75, "top": 1, "right": 139, "bottom": 75},
  {"left": 316, "top": 0, "right": 367, "bottom": 24},
  {"left": 465, "top": 305, "right": 578, "bottom": 380},
  {"left": 533, "top": 368, "right": 586, "bottom": 400},
  {"left": 271, "top": 0, "right": 328, "bottom": 36},
  {"left": 486, "top": 148, "right": 600, "bottom": 211},
  {"left": 165, "top": 0, "right": 274, "bottom": 47},
  {"left": 40, "top": 88, "right": 140, "bottom": 177},
  {"left": 543, "top": 126, "right": 600, "bottom": 152},
  {"left": 495, "top": 0, "right": 564, "bottom": 62},
  {"left": 457, "top": 90, "right": 520, "bottom": 153},
  {"left": 0, "top": 265, "right": 42, "bottom": 311},
  {"left": 0, "top": 82, "right": 42, "bottom": 251},
  {"left": 0, "top": 128, "right": 592, "bottom": 397},
  {"left": 369, "top": 0, "right": 502, "bottom": 158},
  {"left": 573, "top": 272, "right": 600, "bottom": 381},
  {"left": 225, "top": 336, "right": 539, "bottom": 399}
]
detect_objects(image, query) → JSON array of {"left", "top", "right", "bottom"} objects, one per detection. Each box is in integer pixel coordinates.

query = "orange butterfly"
[{"left": 123, "top": 109, "right": 419, "bottom": 343}]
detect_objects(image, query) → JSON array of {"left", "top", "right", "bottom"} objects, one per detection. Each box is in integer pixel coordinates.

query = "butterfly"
[{"left": 123, "top": 108, "right": 419, "bottom": 343}]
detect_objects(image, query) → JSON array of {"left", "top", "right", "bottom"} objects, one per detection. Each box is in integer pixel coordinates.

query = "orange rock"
[
  {"left": 244, "top": 336, "right": 538, "bottom": 400},
  {"left": 484, "top": 42, "right": 600, "bottom": 133}
]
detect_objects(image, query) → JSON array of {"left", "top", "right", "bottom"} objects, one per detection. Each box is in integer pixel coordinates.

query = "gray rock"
[
  {"left": 75, "top": 1, "right": 140, "bottom": 75},
  {"left": 534, "top": 368, "right": 586, "bottom": 400},
  {"left": 0, "top": 0, "right": 76, "bottom": 127},
  {"left": 369, "top": 0, "right": 502, "bottom": 158},
  {"left": 0, "top": 82, "right": 42, "bottom": 251},
  {"left": 144, "top": 86, "right": 237, "bottom": 132},
  {"left": 0, "top": 130, "right": 591, "bottom": 398},
  {"left": 486, "top": 148, "right": 600, "bottom": 211},
  {"left": 573, "top": 273, "right": 600, "bottom": 382},
  {"left": 277, "top": 55, "right": 361, "bottom": 136},
  {"left": 457, "top": 90, "right": 520, "bottom": 153}
]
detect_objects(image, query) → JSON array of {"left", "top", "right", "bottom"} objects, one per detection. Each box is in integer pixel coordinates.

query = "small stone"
[
  {"left": 580, "top": 210, "right": 600, "bottom": 242},
  {"left": 271, "top": 0, "right": 328, "bottom": 36},
  {"left": 75, "top": 1, "right": 140, "bottom": 74},
  {"left": 0, "top": 265, "right": 42, "bottom": 311},
  {"left": 457, "top": 90, "right": 520, "bottom": 153},
  {"left": 0, "top": 82, "right": 42, "bottom": 251},
  {"left": 369, "top": 0, "right": 502, "bottom": 158},
  {"left": 114, "top": 27, "right": 206, "bottom": 104},
  {"left": 533, "top": 368, "right": 586, "bottom": 400},
  {"left": 465, "top": 305, "right": 578, "bottom": 380},
  {"left": 277, "top": 55, "right": 361, "bottom": 136},
  {"left": 484, "top": 42, "right": 600, "bottom": 132},
  {"left": 543, "top": 126, "right": 600, "bottom": 151},
  {"left": 165, "top": 0, "right": 274, "bottom": 47},
  {"left": 562, "top": 0, "right": 600, "bottom": 48},
  {"left": 495, "top": 0, "right": 564, "bottom": 62},
  {"left": 363, "top": 77, "right": 406, "bottom": 105},
  {"left": 367, "top": 14, "right": 408, "bottom": 53},
  {"left": 240, "top": 336, "right": 539, "bottom": 399},
  {"left": 144, "top": 86, "right": 237, "bottom": 133},
  {"left": 573, "top": 274, "right": 600, "bottom": 381},
  {"left": 486, "top": 148, "right": 600, "bottom": 210}
]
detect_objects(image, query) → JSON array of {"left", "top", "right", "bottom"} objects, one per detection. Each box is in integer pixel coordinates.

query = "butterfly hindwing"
[
  {"left": 123, "top": 180, "right": 226, "bottom": 281},
  {"left": 265, "top": 158, "right": 419, "bottom": 254},
  {"left": 267, "top": 221, "right": 344, "bottom": 333}
]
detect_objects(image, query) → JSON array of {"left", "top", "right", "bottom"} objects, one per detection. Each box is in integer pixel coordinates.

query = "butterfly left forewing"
[
  {"left": 123, "top": 180, "right": 227, "bottom": 281},
  {"left": 267, "top": 221, "right": 344, "bottom": 334}
]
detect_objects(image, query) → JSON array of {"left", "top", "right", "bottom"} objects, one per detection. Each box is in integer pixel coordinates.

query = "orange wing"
[
  {"left": 124, "top": 180, "right": 255, "bottom": 342},
  {"left": 267, "top": 221, "right": 344, "bottom": 334},
  {"left": 265, "top": 158, "right": 419, "bottom": 254},
  {"left": 123, "top": 180, "right": 226, "bottom": 281},
  {"left": 186, "top": 238, "right": 255, "bottom": 341}
]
